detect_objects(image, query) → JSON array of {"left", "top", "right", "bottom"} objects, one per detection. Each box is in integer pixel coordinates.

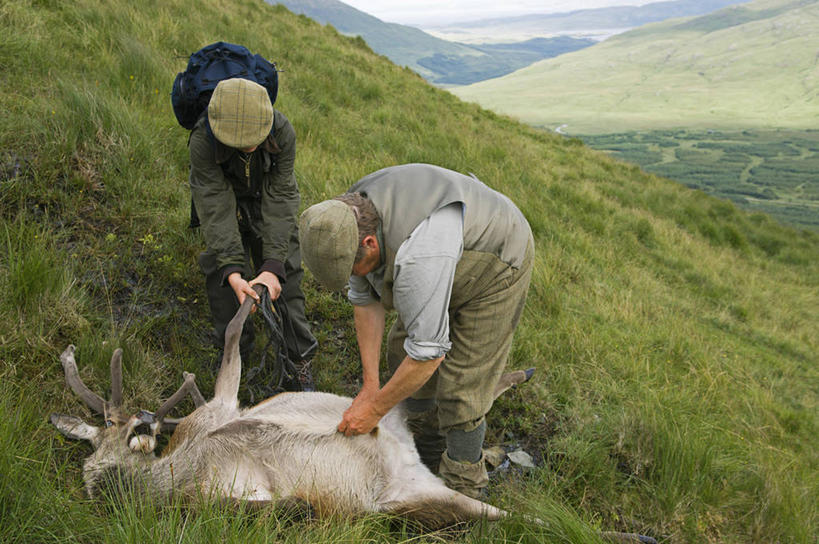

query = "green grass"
[{"left": 0, "top": 0, "right": 817, "bottom": 543}]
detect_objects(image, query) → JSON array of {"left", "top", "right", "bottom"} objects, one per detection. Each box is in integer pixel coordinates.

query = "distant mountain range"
[
  {"left": 452, "top": 0, "right": 819, "bottom": 133},
  {"left": 270, "top": 0, "right": 753, "bottom": 85},
  {"left": 428, "top": 0, "right": 752, "bottom": 41},
  {"left": 269, "top": 0, "right": 594, "bottom": 85}
]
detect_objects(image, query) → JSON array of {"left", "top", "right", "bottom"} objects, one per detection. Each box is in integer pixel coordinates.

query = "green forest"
[{"left": 582, "top": 129, "right": 819, "bottom": 230}]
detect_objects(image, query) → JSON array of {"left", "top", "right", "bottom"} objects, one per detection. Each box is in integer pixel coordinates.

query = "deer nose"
[{"left": 129, "top": 434, "right": 157, "bottom": 454}]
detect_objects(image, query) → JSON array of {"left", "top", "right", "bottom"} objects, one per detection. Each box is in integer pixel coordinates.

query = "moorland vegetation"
[
  {"left": 583, "top": 129, "right": 819, "bottom": 230},
  {"left": 0, "top": 0, "right": 817, "bottom": 543}
]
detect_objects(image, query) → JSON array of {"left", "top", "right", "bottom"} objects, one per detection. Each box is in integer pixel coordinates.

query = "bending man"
[{"left": 299, "top": 163, "right": 533, "bottom": 497}]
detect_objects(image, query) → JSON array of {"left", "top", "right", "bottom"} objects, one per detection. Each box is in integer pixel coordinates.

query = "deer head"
[{"left": 50, "top": 345, "right": 204, "bottom": 498}]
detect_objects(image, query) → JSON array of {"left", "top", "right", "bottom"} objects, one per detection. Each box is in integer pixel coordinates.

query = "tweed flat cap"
[
  {"left": 208, "top": 78, "right": 273, "bottom": 149},
  {"left": 299, "top": 200, "right": 359, "bottom": 292}
]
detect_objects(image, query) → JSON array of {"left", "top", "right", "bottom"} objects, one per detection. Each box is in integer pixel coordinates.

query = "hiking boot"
[{"left": 295, "top": 360, "right": 315, "bottom": 392}]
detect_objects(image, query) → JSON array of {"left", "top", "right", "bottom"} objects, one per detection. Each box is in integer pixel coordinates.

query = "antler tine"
[
  {"left": 154, "top": 372, "right": 199, "bottom": 423},
  {"left": 159, "top": 417, "right": 183, "bottom": 432},
  {"left": 109, "top": 348, "right": 123, "bottom": 409},
  {"left": 182, "top": 371, "right": 207, "bottom": 408},
  {"left": 60, "top": 345, "right": 106, "bottom": 415}
]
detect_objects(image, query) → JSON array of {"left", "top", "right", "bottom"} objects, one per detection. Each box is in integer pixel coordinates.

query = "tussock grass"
[{"left": 0, "top": 0, "right": 816, "bottom": 542}]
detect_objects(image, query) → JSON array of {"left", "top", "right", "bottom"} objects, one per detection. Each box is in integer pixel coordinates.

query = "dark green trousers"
[{"left": 199, "top": 226, "right": 317, "bottom": 363}]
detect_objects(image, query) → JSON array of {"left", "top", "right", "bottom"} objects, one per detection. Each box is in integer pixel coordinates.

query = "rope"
[{"left": 244, "top": 288, "right": 300, "bottom": 403}]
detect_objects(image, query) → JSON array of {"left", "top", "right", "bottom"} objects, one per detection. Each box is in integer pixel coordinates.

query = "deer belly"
[
  {"left": 270, "top": 444, "right": 383, "bottom": 515},
  {"left": 211, "top": 460, "right": 275, "bottom": 502},
  {"left": 206, "top": 447, "right": 381, "bottom": 513}
]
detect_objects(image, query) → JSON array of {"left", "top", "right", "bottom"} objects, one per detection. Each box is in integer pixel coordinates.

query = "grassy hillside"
[
  {"left": 271, "top": 0, "right": 594, "bottom": 84},
  {"left": 1, "top": 1, "right": 817, "bottom": 543},
  {"left": 451, "top": 0, "right": 819, "bottom": 133}
]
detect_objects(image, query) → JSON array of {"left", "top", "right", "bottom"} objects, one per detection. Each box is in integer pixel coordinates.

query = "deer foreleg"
[
  {"left": 492, "top": 368, "right": 535, "bottom": 400},
  {"left": 213, "top": 284, "right": 264, "bottom": 403}
]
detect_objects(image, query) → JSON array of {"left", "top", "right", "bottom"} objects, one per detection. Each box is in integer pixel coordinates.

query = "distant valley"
[
  {"left": 270, "top": 0, "right": 592, "bottom": 84},
  {"left": 270, "top": 0, "right": 817, "bottom": 230},
  {"left": 425, "top": 0, "right": 751, "bottom": 43},
  {"left": 451, "top": 0, "right": 818, "bottom": 230},
  {"left": 452, "top": 0, "right": 818, "bottom": 133},
  {"left": 583, "top": 129, "right": 819, "bottom": 230},
  {"left": 270, "top": 0, "right": 749, "bottom": 85}
]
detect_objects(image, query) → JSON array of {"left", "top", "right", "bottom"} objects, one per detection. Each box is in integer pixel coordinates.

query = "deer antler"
[
  {"left": 109, "top": 348, "right": 123, "bottom": 409},
  {"left": 60, "top": 345, "right": 106, "bottom": 415},
  {"left": 154, "top": 372, "right": 203, "bottom": 423},
  {"left": 140, "top": 371, "right": 206, "bottom": 441},
  {"left": 183, "top": 371, "right": 206, "bottom": 408}
]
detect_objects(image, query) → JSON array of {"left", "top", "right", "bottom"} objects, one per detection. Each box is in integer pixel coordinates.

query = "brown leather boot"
[{"left": 294, "top": 360, "right": 315, "bottom": 392}]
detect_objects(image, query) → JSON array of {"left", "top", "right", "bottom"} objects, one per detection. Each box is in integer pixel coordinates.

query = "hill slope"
[
  {"left": 270, "top": 0, "right": 594, "bottom": 84},
  {"left": 0, "top": 0, "right": 817, "bottom": 543},
  {"left": 452, "top": 0, "right": 819, "bottom": 133}
]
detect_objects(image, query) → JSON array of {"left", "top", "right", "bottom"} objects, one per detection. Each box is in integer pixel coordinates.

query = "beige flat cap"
[
  {"left": 208, "top": 78, "right": 273, "bottom": 149},
  {"left": 299, "top": 200, "right": 359, "bottom": 291}
]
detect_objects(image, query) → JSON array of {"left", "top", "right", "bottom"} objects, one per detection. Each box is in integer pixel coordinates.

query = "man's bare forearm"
[
  {"left": 353, "top": 303, "right": 385, "bottom": 389},
  {"left": 372, "top": 354, "right": 443, "bottom": 417}
]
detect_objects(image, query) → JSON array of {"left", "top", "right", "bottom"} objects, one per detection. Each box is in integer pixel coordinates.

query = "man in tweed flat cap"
[
  {"left": 189, "top": 77, "right": 317, "bottom": 391},
  {"left": 299, "top": 164, "right": 534, "bottom": 498}
]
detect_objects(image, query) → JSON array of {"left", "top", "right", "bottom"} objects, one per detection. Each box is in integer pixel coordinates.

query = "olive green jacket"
[{"left": 189, "top": 111, "right": 300, "bottom": 283}]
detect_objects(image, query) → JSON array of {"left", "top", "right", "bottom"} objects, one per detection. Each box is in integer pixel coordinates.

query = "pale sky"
[{"left": 341, "top": 0, "right": 663, "bottom": 25}]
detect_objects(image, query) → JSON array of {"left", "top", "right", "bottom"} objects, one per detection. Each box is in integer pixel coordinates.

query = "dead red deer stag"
[{"left": 51, "top": 285, "right": 656, "bottom": 543}]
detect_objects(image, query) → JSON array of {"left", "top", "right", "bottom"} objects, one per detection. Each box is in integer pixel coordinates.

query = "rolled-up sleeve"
[
  {"left": 348, "top": 274, "right": 379, "bottom": 306},
  {"left": 393, "top": 203, "right": 463, "bottom": 361}
]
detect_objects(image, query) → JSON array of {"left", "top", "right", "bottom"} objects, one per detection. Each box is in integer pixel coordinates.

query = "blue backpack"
[{"left": 171, "top": 42, "right": 279, "bottom": 130}]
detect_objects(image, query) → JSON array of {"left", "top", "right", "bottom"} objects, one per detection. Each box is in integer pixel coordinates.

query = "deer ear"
[{"left": 50, "top": 414, "right": 100, "bottom": 442}]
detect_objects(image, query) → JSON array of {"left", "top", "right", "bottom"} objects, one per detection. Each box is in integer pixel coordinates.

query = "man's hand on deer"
[{"left": 337, "top": 395, "right": 383, "bottom": 436}]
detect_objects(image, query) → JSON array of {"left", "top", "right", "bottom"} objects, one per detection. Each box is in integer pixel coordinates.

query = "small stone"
[
  {"left": 507, "top": 449, "right": 535, "bottom": 468},
  {"left": 483, "top": 446, "right": 507, "bottom": 468}
]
